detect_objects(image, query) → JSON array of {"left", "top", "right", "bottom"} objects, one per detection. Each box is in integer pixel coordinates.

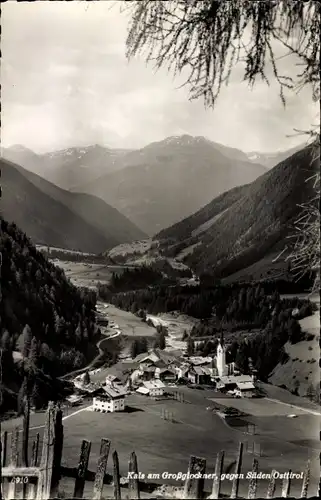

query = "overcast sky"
[{"left": 1, "top": 1, "right": 318, "bottom": 154}]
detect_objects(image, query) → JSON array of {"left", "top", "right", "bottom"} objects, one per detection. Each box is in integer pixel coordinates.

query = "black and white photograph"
[{"left": 0, "top": 1, "right": 320, "bottom": 499}]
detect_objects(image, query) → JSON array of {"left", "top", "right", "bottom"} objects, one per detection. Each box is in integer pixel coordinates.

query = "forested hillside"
[
  {"left": 155, "top": 142, "right": 319, "bottom": 280},
  {"left": 0, "top": 217, "right": 98, "bottom": 412}
]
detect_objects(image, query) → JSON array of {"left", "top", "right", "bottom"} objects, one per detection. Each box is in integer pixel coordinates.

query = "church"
[
  {"left": 210, "top": 333, "right": 257, "bottom": 398},
  {"left": 210, "top": 333, "right": 236, "bottom": 377}
]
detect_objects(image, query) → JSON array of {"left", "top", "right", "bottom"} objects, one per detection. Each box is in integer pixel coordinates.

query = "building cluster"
[{"left": 71, "top": 334, "right": 257, "bottom": 413}]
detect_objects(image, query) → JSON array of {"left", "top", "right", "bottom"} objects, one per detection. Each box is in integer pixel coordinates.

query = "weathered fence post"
[
  {"left": 37, "top": 402, "right": 60, "bottom": 500},
  {"left": 22, "top": 397, "right": 31, "bottom": 500},
  {"left": 247, "top": 458, "right": 258, "bottom": 499},
  {"left": 128, "top": 451, "right": 140, "bottom": 500},
  {"left": 112, "top": 450, "right": 121, "bottom": 500},
  {"left": 300, "top": 460, "right": 310, "bottom": 498},
  {"left": 183, "top": 455, "right": 206, "bottom": 500},
  {"left": 22, "top": 397, "right": 31, "bottom": 467},
  {"left": 73, "top": 439, "right": 91, "bottom": 499},
  {"left": 1, "top": 431, "right": 7, "bottom": 467},
  {"left": 31, "top": 433, "right": 40, "bottom": 468},
  {"left": 281, "top": 470, "right": 291, "bottom": 498},
  {"left": 92, "top": 438, "right": 111, "bottom": 500},
  {"left": 266, "top": 470, "right": 276, "bottom": 498},
  {"left": 7, "top": 427, "right": 19, "bottom": 500},
  {"left": 51, "top": 404, "right": 63, "bottom": 498},
  {"left": 27, "top": 433, "right": 40, "bottom": 500},
  {"left": 210, "top": 451, "right": 224, "bottom": 499},
  {"left": 230, "top": 442, "right": 243, "bottom": 499}
]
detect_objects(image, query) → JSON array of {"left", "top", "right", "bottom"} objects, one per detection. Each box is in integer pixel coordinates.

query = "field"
[
  {"left": 52, "top": 260, "right": 133, "bottom": 289},
  {"left": 105, "top": 304, "right": 157, "bottom": 338},
  {"left": 107, "top": 239, "right": 153, "bottom": 259},
  {"left": 2, "top": 387, "right": 319, "bottom": 498}
]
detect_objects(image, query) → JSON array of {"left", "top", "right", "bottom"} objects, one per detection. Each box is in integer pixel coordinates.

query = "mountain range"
[
  {"left": 0, "top": 157, "right": 145, "bottom": 253},
  {"left": 153, "top": 141, "right": 319, "bottom": 281},
  {"left": 72, "top": 135, "right": 268, "bottom": 234},
  {"left": 1, "top": 144, "right": 133, "bottom": 190},
  {"left": 1, "top": 136, "right": 308, "bottom": 248}
]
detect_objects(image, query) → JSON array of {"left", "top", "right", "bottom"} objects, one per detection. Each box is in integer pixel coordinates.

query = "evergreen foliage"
[{"left": 0, "top": 217, "right": 98, "bottom": 411}]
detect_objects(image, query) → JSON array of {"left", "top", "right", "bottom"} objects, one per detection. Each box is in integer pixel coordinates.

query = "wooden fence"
[{"left": 0, "top": 402, "right": 319, "bottom": 499}]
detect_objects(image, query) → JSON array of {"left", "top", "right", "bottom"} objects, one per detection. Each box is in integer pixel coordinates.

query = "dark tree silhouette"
[
  {"left": 186, "top": 337, "right": 195, "bottom": 357},
  {"left": 125, "top": 1, "right": 319, "bottom": 107}
]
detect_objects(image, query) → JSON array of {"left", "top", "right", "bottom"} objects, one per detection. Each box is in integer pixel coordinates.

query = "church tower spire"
[{"left": 217, "top": 332, "right": 228, "bottom": 377}]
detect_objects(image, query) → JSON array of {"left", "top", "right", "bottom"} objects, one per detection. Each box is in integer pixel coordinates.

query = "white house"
[
  {"left": 93, "top": 385, "right": 127, "bottom": 413},
  {"left": 234, "top": 381, "right": 256, "bottom": 398},
  {"left": 136, "top": 379, "right": 165, "bottom": 397}
]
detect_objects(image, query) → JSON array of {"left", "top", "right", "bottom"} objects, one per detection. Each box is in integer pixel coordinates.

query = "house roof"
[
  {"left": 189, "top": 356, "right": 213, "bottom": 366},
  {"left": 236, "top": 382, "right": 255, "bottom": 391},
  {"left": 158, "top": 367, "right": 176, "bottom": 375},
  {"left": 219, "top": 375, "right": 253, "bottom": 386},
  {"left": 103, "top": 384, "right": 127, "bottom": 399},
  {"left": 66, "top": 395, "right": 83, "bottom": 403},
  {"left": 193, "top": 366, "right": 206, "bottom": 376},
  {"left": 137, "top": 351, "right": 160, "bottom": 364},
  {"left": 136, "top": 386, "right": 150, "bottom": 395},
  {"left": 143, "top": 380, "right": 166, "bottom": 390}
]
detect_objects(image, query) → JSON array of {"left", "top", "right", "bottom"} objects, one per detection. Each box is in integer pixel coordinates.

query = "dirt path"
[
  {"left": 5, "top": 405, "right": 93, "bottom": 436},
  {"left": 264, "top": 397, "right": 321, "bottom": 416}
]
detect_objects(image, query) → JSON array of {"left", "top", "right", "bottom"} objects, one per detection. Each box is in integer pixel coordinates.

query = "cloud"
[{"left": 1, "top": 1, "right": 318, "bottom": 153}]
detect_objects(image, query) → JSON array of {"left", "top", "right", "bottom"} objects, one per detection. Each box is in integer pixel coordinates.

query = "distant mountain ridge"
[
  {"left": 1, "top": 144, "right": 134, "bottom": 190},
  {"left": 0, "top": 157, "right": 146, "bottom": 253},
  {"left": 246, "top": 143, "right": 305, "bottom": 169},
  {"left": 154, "top": 141, "right": 318, "bottom": 281},
  {"left": 2, "top": 137, "right": 305, "bottom": 237},
  {"left": 75, "top": 134, "right": 268, "bottom": 235}
]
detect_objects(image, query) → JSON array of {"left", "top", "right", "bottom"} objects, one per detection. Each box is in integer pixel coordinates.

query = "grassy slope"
[{"left": 269, "top": 307, "right": 320, "bottom": 396}]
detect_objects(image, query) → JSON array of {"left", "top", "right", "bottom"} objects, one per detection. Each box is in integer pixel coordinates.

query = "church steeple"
[{"left": 216, "top": 332, "right": 227, "bottom": 377}]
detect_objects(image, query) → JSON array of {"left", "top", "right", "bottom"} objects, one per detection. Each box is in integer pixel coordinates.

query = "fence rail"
[{"left": 0, "top": 402, "right": 319, "bottom": 499}]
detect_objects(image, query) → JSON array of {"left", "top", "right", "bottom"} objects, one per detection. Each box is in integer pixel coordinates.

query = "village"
[{"left": 67, "top": 311, "right": 258, "bottom": 414}]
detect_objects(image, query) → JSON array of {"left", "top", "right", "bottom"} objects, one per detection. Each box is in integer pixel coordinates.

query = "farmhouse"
[
  {"left": 93, "top": 385, "right": 127, "bottom": 413},
  {"left": 136, "top": 379, "right": 166, "bottom": 397},
  {"left": 187, "top": 365, "right": 211, "bottom": 385},
  {"left": 216, "top": 375, "right": 256, "bottom": 397},
  {"left": 155, "top": 366, "right": 177, "bottom": 383},
  {"left": 234, "top": 381, "right": 256, "bottom": 398}
]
